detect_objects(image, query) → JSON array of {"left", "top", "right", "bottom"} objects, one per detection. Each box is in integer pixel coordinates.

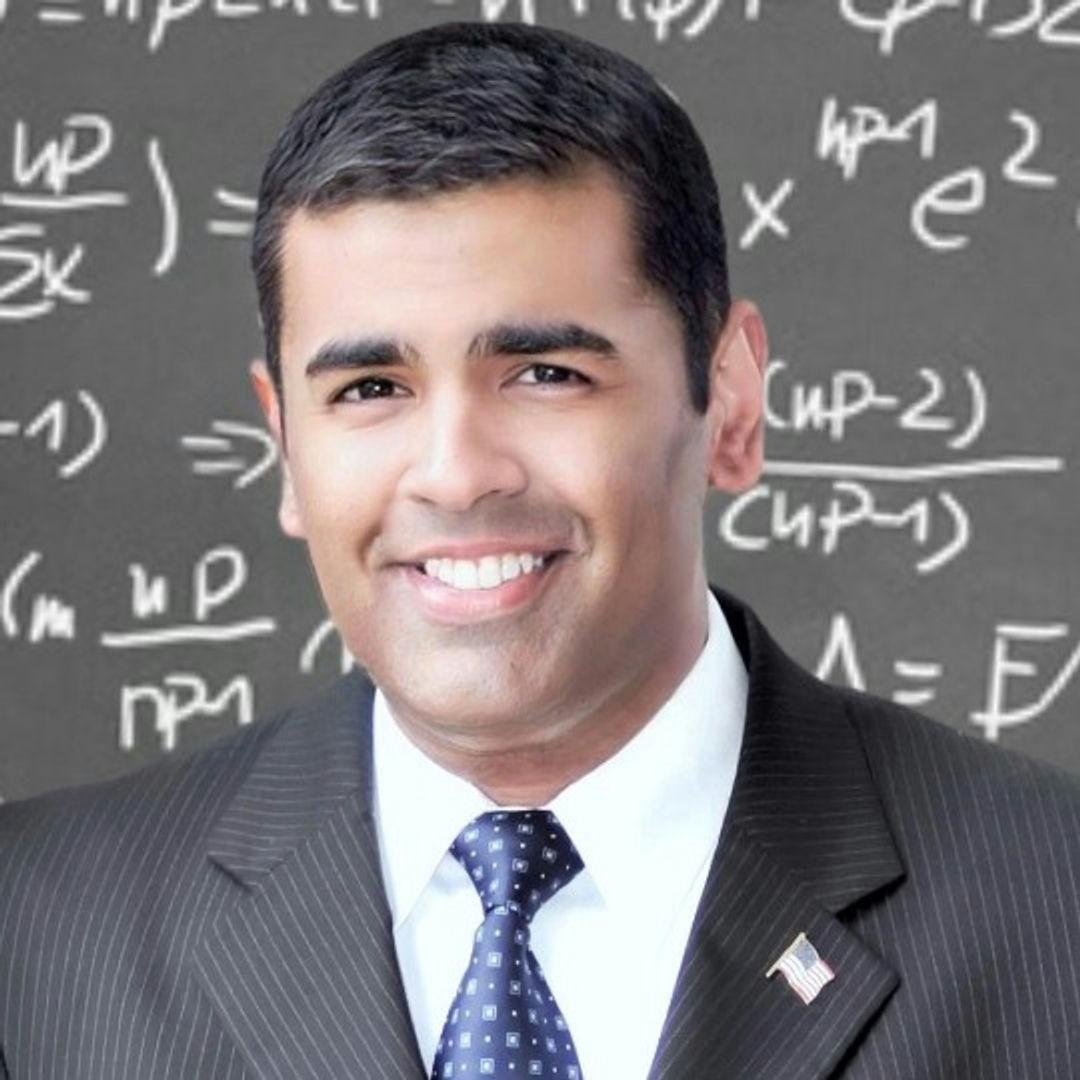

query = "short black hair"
[{"left": 251, "top": 20, "right": 729, "bottom": 414}]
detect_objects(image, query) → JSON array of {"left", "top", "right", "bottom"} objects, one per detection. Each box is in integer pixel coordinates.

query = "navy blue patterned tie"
[{"left": 431, "top": 809, "right": 585, "bottom": 1080}]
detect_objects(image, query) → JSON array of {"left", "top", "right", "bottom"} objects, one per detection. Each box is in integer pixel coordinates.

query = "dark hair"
[{"left": 251, "top": 20, "right": 729, "bottom": 414}]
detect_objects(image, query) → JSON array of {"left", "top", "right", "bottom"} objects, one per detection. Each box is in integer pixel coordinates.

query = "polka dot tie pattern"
[{"left": 430, "top": 809, "right": 585, "bottom": 1080}]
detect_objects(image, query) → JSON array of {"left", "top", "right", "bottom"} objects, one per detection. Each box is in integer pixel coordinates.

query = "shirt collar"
[{"left": 373, "top": 588, "right": 747, "bottom": 929}]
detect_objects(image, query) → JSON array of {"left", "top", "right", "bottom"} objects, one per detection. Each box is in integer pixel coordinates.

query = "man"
[{"left": 2, "top": 19, "right": 1079, "bottom": 1080}]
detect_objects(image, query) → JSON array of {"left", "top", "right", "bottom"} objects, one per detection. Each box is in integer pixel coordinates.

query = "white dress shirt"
[{"left": 372, "top": 588, "right": 748, "bottom": 1080}]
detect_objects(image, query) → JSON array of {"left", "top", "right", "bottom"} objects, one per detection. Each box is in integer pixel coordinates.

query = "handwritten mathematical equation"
[
  {"left": 816, "top": 610, "right": 1080, "bottom": 743},
  {"left": 0, "top": 0, "right": 761, "bottom": 53},
  {"left": 0, "top": 388, "right": 275, "bottom": 484},
  {"left": 764, "top": 360, "right": 989, "bottom": 445},
  {"left": 179, "top": 419, "right": 277, "bottom": 487},
  {"left": 0, "top": 544, "right": 365, "bottom": 756},
  {"left": 0, "top": 389, "right": 106, "bottom": 477},
  {"left": 719, "top": 358, "right": 1064, "bottom": 573},
  {"left": 744, "top": 97, "right": 1080, "bottom": 255},
  {"left": 2, "top": 544, "right": 269, "bottom": 751},
  {"left": 5, "top": 0, "right": 1080, "bottom": 52},
  {"left": 836, "top": 0, "right": 1080, "bottom": 57},
  {"left": 617, "top": 0, "right": 1080, "bottom": 49},
  {"left": 0, "top": 113, "right": 251, "bottom": 320},
  {"left": 816, "top": 97, "right": 1080, "bottom": 249},
  {"left": 0, "top": 543, "right": 355, "bottom": 753}
]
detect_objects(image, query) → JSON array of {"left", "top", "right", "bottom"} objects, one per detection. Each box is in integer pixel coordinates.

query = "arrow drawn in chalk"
[{"left": 180, "top": 420, "right": 276, "bottom": 489}]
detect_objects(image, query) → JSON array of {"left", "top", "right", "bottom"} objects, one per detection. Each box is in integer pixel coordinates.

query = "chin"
[{"left": 388, "top": 664, "right": 550, "bottom": 728}]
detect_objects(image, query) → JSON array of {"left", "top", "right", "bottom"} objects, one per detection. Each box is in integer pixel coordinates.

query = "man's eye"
[
  {"left": 517, "top": 363, "right": 589, "bottom": 387},
  {"left": 334, "top": 377, "right": 402, "bottom": 403}
]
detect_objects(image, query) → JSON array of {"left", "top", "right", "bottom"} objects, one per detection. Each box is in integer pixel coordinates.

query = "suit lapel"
[
  {"left": 649, "top": 587, "right": 905, "bottom": 1080},
  {"left": 191, "top": 670, "right": 426, "bottom": 1080}
]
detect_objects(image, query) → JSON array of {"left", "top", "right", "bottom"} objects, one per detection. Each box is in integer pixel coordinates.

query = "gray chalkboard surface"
[{"left": 2, "top": 2, "right": 1079, "bottom": 802}]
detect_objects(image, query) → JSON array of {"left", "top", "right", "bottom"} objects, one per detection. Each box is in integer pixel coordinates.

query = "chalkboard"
[{"left": 3, "top": 1, "right": 1079, "bottom": 803}]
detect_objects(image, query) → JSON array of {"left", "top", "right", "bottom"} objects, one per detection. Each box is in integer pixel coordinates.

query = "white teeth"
[
  {"left": 420, "top": 551, "right": 551, "bottom": 590},
  {"left": 452, "top": 560, "right": 479, "bottom": 589},
  {"left": 477, "top": 555, "right": 502, "bottom": 588}
]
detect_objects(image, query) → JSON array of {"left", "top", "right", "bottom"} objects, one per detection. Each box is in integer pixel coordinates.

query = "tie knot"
[{"left": 451, "top": 809, "right": 583, "bottom": 921}]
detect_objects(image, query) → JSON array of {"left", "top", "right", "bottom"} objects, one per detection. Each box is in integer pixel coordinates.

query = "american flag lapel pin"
[{"left": 765, "top": 931, "right": 836, "bottom": 1004}]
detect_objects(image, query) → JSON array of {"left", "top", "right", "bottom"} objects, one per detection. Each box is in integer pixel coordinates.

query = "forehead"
[{"left": 277, "top": 166, "right": 659, "bottom": 362}]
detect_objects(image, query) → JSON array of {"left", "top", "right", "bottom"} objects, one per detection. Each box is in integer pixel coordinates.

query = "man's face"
[{"left": 254, "top": 166, "right": 763, "bottom": 750}]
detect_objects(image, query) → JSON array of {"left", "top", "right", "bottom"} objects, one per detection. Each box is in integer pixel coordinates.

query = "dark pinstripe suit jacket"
[{"left": 3, "top": 586, "right": 1080, "bottom": 1079}]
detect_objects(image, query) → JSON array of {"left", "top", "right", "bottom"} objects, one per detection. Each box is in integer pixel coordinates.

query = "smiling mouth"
[
  {"left": 401, "top": 548, "right": 565, "bottom": 624},
  {"left": 414, "top": 551, "right": 562, "bottom": 591}
]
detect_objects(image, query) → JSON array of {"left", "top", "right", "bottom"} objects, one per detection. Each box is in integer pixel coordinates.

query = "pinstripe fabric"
[
  {"left": 3, "top": 586, "right": 1080, "bottom": 1078},
  {"left": 0, "top": 701, "right": 277, "bottom": 1080}
]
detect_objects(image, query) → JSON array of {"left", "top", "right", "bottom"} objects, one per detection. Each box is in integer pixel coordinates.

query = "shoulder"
[
  {"left": 0, "top": 705, "right": 282, "bottom": 887},
  {"left": 0, "top": 697, "right": 298, "bottom": 956},
  {"left": 0, "top": 667, "right": 372, "bottom": 851},
  {"left": 0, "top": 668, "right": 373, "bottom": 1017},
  {"left": 717, "top": 583, "right": 1080, "bottom": 877},
  {"left": 839, "top": 680, "right": 1080, "bottom": 801},
  {"left": 0, "top": 669, "right": 371, "bottom": 907},
  {"left": 836, "top": 682, "right": 1080, "bottom": 866},
  {"left": 717, "top": 582, "right": 1080, "bottom": 832}
]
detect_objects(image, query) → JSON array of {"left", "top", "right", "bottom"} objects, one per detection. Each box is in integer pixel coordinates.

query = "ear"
[
  {"left": 249, "top": 358, "right": 306, "bottom": 539},
  {"left": 704, "top": 298, "right": 768, "bottom": 492}
]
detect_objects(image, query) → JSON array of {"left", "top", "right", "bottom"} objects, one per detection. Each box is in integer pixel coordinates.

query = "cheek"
[
  {"left": 289, "top": 436, "right": 389, "bottom": 559},
  {"left": 603, "top": 420, "right": 703, "bottom": 553},
  {"left": 540, "top": 417, "right": 640, "bottom": 503},
  {"left": 559, "top": 425, "right": 671, "bottom": 562}
]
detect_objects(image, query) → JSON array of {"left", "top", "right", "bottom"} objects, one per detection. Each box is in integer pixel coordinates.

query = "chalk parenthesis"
[
  {"left": 58, "top": 389, "right": 107, "bottom": 478},
  {"left": 915, "top": 490, "right": 968, "bottom": 574},
  {"left": 1, "top": 551, "right": 42, "bottom": 639},
  {"left": 949, "top": 367, "right": 986, "bottom": 451},
  {"left": 299, "top": 617, "right": 337, "bottom": 674},
  {"left": 147, "top": 138, "right": 178, "bottom": 276}
]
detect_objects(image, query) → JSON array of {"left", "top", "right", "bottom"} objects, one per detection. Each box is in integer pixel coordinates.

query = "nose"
[{"left": 399, "top": 388, "right": 528, "bottom": 511}]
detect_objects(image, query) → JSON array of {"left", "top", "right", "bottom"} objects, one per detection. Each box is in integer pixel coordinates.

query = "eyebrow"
[{"left": 303, "top": 320, "right": 619, "bottom": 378}]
